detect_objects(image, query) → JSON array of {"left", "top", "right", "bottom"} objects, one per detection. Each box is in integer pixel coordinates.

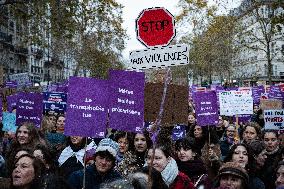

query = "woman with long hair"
[
  {"left": 175, "top": 138, "right": 210, "bottom": 188},
  {"left": 117, "top": 131, "right": 152, "bottom": 177},
  {"left": 146, "top": 142, "right": 194, "bottom": 189},
  {"left": 223, "top": 143, "right": 265, "bottom": 189},
  {"left": 6, "top": 122, "right": 45, "bottom": 167}
]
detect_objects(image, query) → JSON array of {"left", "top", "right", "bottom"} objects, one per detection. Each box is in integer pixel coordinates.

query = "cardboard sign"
[
  {"left": 16, "top": 92, "right": 43, "bottom": 127},
  {"left": 194, "top": 91, "right": 218, "bottom": 126},
  {"left": 219, "top": 91, "right": 253, "bottom": 116},
  {"left": 129, "top": 44, "right": 189, "bottom": 70},
  {"left": 260, "top": 99, "right": 283, "bottom": 110},
  {"left": 65, "top": 77, "right": 109, "bottom": 138},
  {"left": 264, "top": 109, "right": 284, "bottom": 130},
  {"left": 109, "top": 70, "right": 145, "bottom": 133},
  {"left": 144, "top": 83, "right": 188, "bottom": 124}
]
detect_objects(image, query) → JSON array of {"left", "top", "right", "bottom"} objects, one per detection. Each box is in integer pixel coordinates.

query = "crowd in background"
[{"left": 0, "top": 100, "right": 283, "bottom": 189}]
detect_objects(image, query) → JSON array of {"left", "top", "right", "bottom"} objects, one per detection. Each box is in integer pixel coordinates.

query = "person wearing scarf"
[
  {"left": 175, "top": 138, "right": 210, "bottom": 188},
  {"left": 146, "top": 142, "right": 194, "bottom": 189},
  {"left": 257, "top": 130, "right": 282, "bottom": 189},
  {"left": 58, "top": 136, "right": 96, "bottom": 178}
]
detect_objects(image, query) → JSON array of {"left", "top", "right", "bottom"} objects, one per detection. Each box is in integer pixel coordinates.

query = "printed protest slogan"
[
  {"left": 2, "top": 112, "right": 17, "bottom": 132},
  {"left": 5, "top": 81, "right": 17, "bottom": 88},
  {"left": 194, "top": 91, "right": 218, "bottom": 126},
  {"left": 144, "top": 83, "right": 188, "bottom": 125},
  {"left": 65, "top": 77, "right": 109, "bottom": 138},
  {"left": 219, "top": 91, "right": 253, "bottom": 116},
  {"left": 109, "top": 70, "right": 145, "bottom": 133},
  {"left": 43, "top": 92, "right": 67, "bottom": 114},
  {"left": 264, "top": 109, "right": 284, "bottom": 130},
  {"left": 269, "top": 85, "right": 284, "bottom": 104},
  {"left": 7, "top": 94, "right": 17, "bottom": 112},
  {"left": 252, "top": 85, "right": 265, "bottom": 105},
  {"left": 16, "top": 92, "right": 43, "bottom": 127}
]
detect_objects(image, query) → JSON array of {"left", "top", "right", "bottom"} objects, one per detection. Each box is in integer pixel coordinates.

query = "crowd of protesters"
[{"left": 0, "top": 99, "right": 284, "bottom": 189}]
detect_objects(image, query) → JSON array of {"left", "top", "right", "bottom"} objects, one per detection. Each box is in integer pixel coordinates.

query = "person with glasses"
[{"left": 220, "top": 124, "right": 239, "bottom": 160}]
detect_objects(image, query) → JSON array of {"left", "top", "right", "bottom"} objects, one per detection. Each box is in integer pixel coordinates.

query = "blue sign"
[
  {"left": 43, "top": 92, "right": 67, "bottom": 114},
  {"left": 2, "top": 112, "right": 18, "bottom": 133},
  {"left": 172, "top": 124, "right": 186, "bottom": 141}
]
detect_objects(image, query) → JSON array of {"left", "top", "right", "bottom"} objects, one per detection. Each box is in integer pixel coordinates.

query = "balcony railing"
[{"left": 14, "top": 47, "right": 28, "bottom": 55}]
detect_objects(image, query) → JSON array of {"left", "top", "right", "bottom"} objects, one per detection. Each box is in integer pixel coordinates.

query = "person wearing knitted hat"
[
  {"left": 214, "top": 162, "right": 249, "bottom": 189},
  {"left": 67, "top": 138, "right": 122, "bottom": 189}
]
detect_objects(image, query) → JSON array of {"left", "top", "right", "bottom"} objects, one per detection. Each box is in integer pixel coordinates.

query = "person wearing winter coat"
[
  {"left": 257, "top": 130, "right": 282, "bottom": 189},
  {"left": 214, "top": 162, "right": 249, "bottom": 189},
  {"left": 58, "top": 136, "right": 96, "bottom": 178},
  {"left": 67, "top": 138, "right": 122, "bottom": 189},
  {"left": 146, "top": 142, "right": 195, "bottom": 189},
  {"left": 174, "top": 138, "right": 210, "bottom": 188}
]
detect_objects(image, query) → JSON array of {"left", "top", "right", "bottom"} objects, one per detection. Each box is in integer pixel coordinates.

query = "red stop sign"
[{"left": 136, "top": 7, "right": 176, "bottom": 47}]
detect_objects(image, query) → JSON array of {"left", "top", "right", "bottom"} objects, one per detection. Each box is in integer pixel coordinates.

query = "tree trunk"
[{"left": 267, "top": 46, "right": 272, "bottom": 85}]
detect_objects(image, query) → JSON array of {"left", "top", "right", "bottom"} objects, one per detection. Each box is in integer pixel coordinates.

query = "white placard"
[
  {"left": 264, "top": 109, "right": 284, "bottom": 130},
  {"left": 219, "top": 91, "right": 253, "bottom": 116},
  {"left": 129, "top": 44, "right": 189, "bottom": 70}
]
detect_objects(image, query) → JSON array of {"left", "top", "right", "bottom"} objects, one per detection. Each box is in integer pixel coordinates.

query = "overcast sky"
[{"left": 116, "top": 0, "right": 242, "bottom": 62}]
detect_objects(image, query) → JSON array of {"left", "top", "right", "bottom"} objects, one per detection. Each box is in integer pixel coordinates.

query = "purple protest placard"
[
  {"left": 16, "top": 92, "right": 43, "bottom": 127},
  {"left": 226, "top": 87, "right": 238, "bottom": 91},
  {"left": 194, "top": 91, "right": 219, "bottom": 126},
  {"left": 109, "top": 70, "right": 145, "bottom": 133},
  {"left": 65, "top": 77, "right": 109, "bottom": 138},
  {"left": 48, "top": 84, "right": 58, "bottom": 92},
  {"left": 269, "top": 85, "right": 284, "bottom": 102},
  {"left": 233, "top": 114, "right": 252, "bottom": 124},
  {"left": 7, "top": 94, "right": 18, "bottom": 112},
  {"left": 252, "top": 85, "right": 265, "bottom": 105},
  {"left": 5, "top": 81, "right": 17, "bottom": 88},
  {"left": 57, "top": 80, "right": 68, "bottom": 93}
]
